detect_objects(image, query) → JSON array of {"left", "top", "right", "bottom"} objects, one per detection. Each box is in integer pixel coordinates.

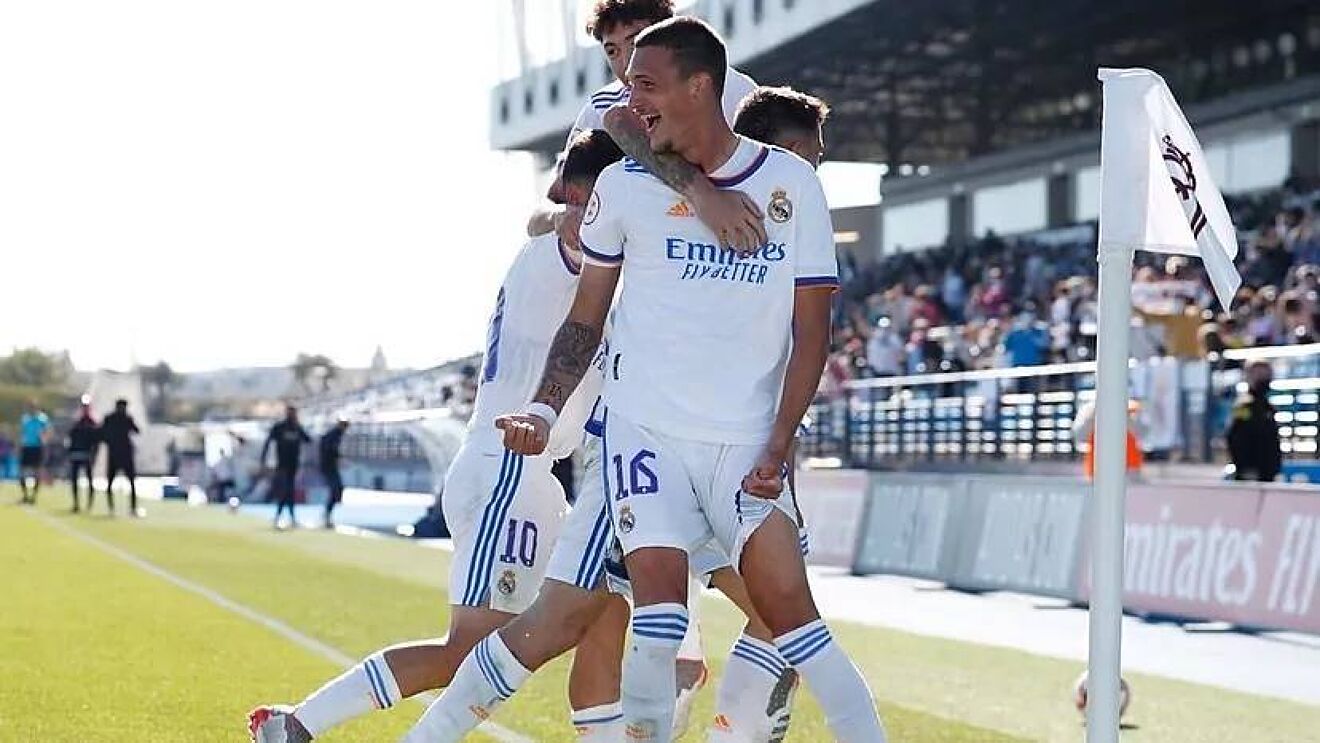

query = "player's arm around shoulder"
[{"left": 601, "top": 104, "right": 765, "bottom": 253}]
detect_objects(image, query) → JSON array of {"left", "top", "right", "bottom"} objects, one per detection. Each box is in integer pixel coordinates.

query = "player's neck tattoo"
[{"left": 534, "top": 320, "right": 602, "bottom": 413}]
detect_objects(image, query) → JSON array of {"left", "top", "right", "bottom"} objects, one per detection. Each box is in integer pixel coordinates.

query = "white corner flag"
[
  {"left": 1086, "top": 68, "right": 1244, "bottom": 743},
  {"left": 1097, "top": 67, "right": 1241, "bottom": 309}
]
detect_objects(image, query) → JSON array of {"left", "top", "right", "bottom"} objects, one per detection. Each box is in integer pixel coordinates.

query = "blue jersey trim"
[
  {"left": 710, "top": 147, "right": 769, "bottom": 188},
  {"left": 557, "top": 238, "right": 581, "bottom": 276},
  {"left": 581, "top": 241, "right": 623, "bottom": 265}
]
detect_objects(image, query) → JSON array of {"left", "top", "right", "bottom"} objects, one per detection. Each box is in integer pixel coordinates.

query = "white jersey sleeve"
[
  {"left": 565, "top": 101, "right": 602, "bottom": 151},
  {"left": 578, "top": 164, "right": 627, "bottom": 267},
  {"left": 790, "top": 160, "right": 840, "bottom": 289},
  {"left": 722, "top": 67, "right": 758, "bottom": 122}
]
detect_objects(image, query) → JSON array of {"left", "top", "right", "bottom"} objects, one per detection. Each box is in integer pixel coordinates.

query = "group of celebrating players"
[{"left": 250, "top": 2, "right": 886, "bottom": 741}]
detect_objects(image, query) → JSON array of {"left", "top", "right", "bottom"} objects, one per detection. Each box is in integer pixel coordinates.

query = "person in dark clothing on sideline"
[
  {"left": 1227, "top": 360, "right": 1283, "bottom": 482},
  {"left": 318, "top": 416, "right": 349, "bottom": 529},
  {"left": 66, "top": 398, "right": 100, "bottom": 513},
  {"left": 261, "top": 404, "right": 310, "bottom": 529},
  {"left": 101, "top": 399, "right": 142, "bottom": 517}
]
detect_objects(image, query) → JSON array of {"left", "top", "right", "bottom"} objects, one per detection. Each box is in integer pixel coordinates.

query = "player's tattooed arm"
[
  {"left": 532, "top": 263, "right": 619, "bottom": 413},
  {"left": 602, "top": 105, "right": 766, "bottom": 254},
  {"left": 534, "top": 320, "right": 603, "bottom": 413}
]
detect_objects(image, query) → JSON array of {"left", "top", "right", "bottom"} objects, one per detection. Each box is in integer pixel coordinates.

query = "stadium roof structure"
[
  {"left": 746, "top": 0, "right": 1320, "bottom": 165},
  {"left": 492, "top": 0, "right": 1320, "bottom": 167}
]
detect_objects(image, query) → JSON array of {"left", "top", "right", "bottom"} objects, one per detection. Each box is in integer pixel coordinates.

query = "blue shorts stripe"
[
  {"left": 473, "top": 454, "right": 523, "bottom": 605},
  {"left": 575, "top": 501, "right": 611, "bottom": 589},
  {"left": 464, "top": 451, "right": 522, "bottom": 606},
  {"left": 461, "top": 451, "right": 513, "bottom": 605}
]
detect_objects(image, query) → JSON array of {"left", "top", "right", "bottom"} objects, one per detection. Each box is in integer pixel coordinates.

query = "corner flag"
[
  {"left": 1097, "top": 67, "right": 1240, "bottom": 309},
  {"left": 1087, "top": 68, "right": 1244, "bottom": 743}
]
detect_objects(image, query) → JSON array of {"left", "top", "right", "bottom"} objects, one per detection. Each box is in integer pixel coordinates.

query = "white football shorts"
[{"left": 443, "top": 441, "right": 567, "bottom": 614}]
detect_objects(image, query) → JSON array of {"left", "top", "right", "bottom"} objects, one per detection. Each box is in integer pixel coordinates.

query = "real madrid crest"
[
  {"left": 583, "top": 190, "right": 601, "bottom": 225},
  {"left": 768, "top": 187, "right": 793, "bottom": 223},
  {"left": 618, "top": 505, "right": 636, "bottom": 534},
  {"left": 497, "top": 569, "right": 517, "bottom": 596}
]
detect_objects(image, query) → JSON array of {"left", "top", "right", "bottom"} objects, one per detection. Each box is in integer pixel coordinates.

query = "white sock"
[
  {"left": 709, "top": 633, "right": 786, "bottom": 742},
  {"left": 775, "top": 620, "right": 886, "bottom": 743},
  {"left": 623, "top": 603, "right": 688, "bottom": 743},
  {"left": 294, "top": 651, "right": 402, "bottom": 736},
  {"left": 572, "top": 701, "right": 624, "bottom": 742},
  {"left": 401, "top": 633, "right": 530, "bottom": 743},
  {"left": 678, "top": 578, "right": 704, "bottom": 661}
]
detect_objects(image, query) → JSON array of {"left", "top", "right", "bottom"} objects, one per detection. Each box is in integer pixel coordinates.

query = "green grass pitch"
[{"left": 2, "top": 483, "right": 1316, "bottom": 742}]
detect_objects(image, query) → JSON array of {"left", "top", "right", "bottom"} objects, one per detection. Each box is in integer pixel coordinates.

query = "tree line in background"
[{"left": 0, "top": 348, "right": 341, "bottom": 436}]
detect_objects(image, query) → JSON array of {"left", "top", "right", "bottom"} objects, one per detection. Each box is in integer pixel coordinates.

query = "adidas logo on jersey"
[{"left": 666, "top": 200, "right": 695, "bottom": 218}]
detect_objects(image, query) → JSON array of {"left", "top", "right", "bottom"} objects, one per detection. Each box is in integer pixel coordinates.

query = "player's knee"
[
  {"left": 745, "top": 571, "right": 817, "bottom": 636},
  {"left": 626, "top": 548, "right": 689, "bottom": 605}
]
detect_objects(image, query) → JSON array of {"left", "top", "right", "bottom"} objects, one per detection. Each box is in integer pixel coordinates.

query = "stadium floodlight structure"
[{"left": 1091, "top": 67, "right": 1241, "bottom": 743}]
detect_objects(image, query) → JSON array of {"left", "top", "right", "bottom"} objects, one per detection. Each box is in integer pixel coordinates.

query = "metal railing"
[{"left": 802, "top": 343, "right": 1320, "bottom": 469}]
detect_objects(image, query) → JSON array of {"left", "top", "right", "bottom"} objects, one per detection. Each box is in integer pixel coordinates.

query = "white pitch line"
[{"left": 30, "top": 511, "right": 534, "bottom": 743}]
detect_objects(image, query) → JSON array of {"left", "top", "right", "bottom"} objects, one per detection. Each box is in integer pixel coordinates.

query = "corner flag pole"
[{"left": 1086, "top": 242, "right": 1133, "bottom": 743}]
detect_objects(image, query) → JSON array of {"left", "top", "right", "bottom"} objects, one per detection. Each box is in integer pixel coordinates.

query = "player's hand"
[
  {"left": 495, "top": 414, "right": 551, "bottom": 456},
  {"left": 555, "top": 204, "right": 585, "bottom": 251},
  {"left": 690, "top": 182, "right": 766, "bottom": 255},
  {"left": 741, "top": 448, "right": 787, "bottom": 499}
]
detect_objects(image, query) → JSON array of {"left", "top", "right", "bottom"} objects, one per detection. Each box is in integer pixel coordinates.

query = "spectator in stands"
[
  {"left": 1226, "top": 360, "right": 1283, "bottom": 482},
  {"left": 941, "top": 265, "right": 966, "bottom": 324},
  {"left": 865, "top": 317, "right": 903, "bottom": 377},
  {"left": 1003, "top": 307, "right": 1049, "bottom": 368},
  {"left": 65, "top": 398, "right": 99, "bottom": 513},
  {"left": 17, "top": 399, "right": 50, "bottom": 505},
  {"left": 101, "top": 398, "right": 142, "bottom": 517},
  {"left": 261, "top": 404, "right": 310, "bottom": 529},
  {"left": 319, "top": 415, "right": 349, "bottom": 529}
]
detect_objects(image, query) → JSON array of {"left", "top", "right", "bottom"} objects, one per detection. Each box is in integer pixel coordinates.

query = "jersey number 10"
[{"left": 498, "top": 518, "right": 538, "bottom": 567}]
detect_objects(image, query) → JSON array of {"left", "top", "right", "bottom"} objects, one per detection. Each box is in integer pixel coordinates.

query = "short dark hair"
[
  {"left": 562, "top": 129, "right": 624, "bottom": 185},
  {"left": 734, "top": 86, "right": 830, "bottom": 145},
  {"left": 634, "top": 16, "right": 727, "bottom": 97},
  {"left": 586, "top": 0, "right": 674, "bottom": 41}
]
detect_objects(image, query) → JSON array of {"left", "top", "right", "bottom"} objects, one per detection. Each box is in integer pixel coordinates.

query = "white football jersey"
[
  {"left": 566, "top": 66, "right": 757, "bottom": 148},
  {"left": 468, "top": 233, "right": 599, "bottom": 459},
  {"left": 578, "top": 136, "right": 838, "bottom": 444}
]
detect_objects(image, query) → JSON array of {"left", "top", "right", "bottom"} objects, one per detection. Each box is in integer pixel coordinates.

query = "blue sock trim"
[
  {"left": 775, "top": 622, "right": 833, "bottom": 666},
  {"left": 363, "top": 658, "right": 390, "bottom": 708},
  {"left": 475, "top": 638, "right": 515, "bottom": 699}
]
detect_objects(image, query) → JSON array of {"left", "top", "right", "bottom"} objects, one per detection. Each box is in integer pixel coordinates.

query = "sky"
[
  {"left": 1, "top": 1, "right": 879, "bottom": 374},
  {"left": 1, "top": 1, "right": 539, "bottom": 373}
]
